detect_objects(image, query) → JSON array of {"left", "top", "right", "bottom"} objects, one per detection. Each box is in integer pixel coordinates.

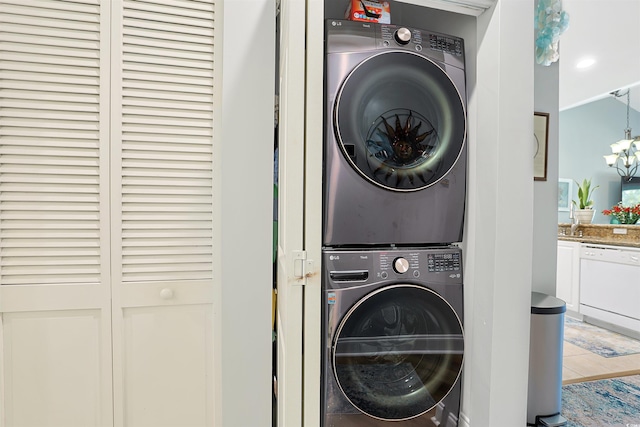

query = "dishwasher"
[{"left": 579, "top": 244, "right": 640, "bottom": 337}]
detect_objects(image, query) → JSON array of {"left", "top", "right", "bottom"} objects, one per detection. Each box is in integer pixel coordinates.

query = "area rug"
[
  {"left": 564, "top": 318, "right": 640, "bottom": 358},
  {"left": 562, "top": 375, "right": 640, "bottom": 427}
]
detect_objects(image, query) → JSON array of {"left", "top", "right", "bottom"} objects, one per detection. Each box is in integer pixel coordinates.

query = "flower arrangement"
[{"left": 602, "top": 202, "right": 640, "bottom": 224}]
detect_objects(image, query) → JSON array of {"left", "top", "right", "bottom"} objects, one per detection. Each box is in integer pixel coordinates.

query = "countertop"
[{"left": 558, "top": 223, "right": 640, "bottom": 248}]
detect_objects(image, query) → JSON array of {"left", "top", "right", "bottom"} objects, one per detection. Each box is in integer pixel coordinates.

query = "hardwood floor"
[{"left": 562, "top": 327, "right": 640, "bottom": 385}]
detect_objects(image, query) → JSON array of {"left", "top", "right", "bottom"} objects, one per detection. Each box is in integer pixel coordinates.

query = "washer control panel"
[
  {"left": 426, "top": 252, "right": 461, "bottom": 272},
  {"left": 428, "top": 33, "right": 463, "bottom": 56},
  {"left": 376, "top": 249, "right": 461, "bottom": 280},
  {"left": 323, "top": 248, "right": 462, "bottom": 286}
]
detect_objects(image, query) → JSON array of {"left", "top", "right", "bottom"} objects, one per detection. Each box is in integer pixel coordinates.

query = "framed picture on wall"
[
  {"left": 533, "top": 112, "right": 549, "bottom": 181},
  {"left": 558, "top": 178, "right": 572, "bottom": 211}
]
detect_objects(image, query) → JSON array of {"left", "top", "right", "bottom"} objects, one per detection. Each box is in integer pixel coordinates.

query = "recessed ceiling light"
[{"left": 576, "top": 58, "right": 596, "bottom": 69}]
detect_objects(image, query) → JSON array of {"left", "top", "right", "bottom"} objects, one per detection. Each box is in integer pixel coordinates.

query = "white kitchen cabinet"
[{"left": 556, "top": 240, "right": 580, "bottom": 314}]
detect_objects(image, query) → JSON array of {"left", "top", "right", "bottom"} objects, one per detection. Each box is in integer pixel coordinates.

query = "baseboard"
[
  {"left": 582, "top": 314, "right": 640, "bottom": 340},
  {"left": 565, "top": 310, "right": 582, "bottom": 321},
  {"left": 459, "top": 411, "right": 470, "bottom": 427}
]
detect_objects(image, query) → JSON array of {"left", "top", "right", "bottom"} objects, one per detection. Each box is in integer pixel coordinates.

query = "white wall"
[
  {"left": 214, "top": 1, "right": 275, "bottom": 426},
  {"left": 464, "top": 1, "right": 534, "bottom": 425},
  {"left": 559, "top": 98, "right": 640, "bottom": 224},
  {"left": 533, "top": 61, "right": 560, "bottom": 296}
]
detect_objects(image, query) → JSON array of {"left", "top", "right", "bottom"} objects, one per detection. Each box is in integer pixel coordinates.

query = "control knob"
[
  {"left": 394, "top": 28, "right": 411, "bottom": 45},
  {"left": 393, "top": 257, "right": 410, "bottom": 274}
]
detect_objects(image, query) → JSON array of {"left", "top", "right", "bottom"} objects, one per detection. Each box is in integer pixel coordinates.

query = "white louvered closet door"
[
  {"left": 110, "top": 1, "right": 215, "bottom": 426},
  {"left": 0, "top": 0, "right": 216, "bottom": 426},
  {"left": 0, "top": 1, "right": 114, "bottom": 426}
]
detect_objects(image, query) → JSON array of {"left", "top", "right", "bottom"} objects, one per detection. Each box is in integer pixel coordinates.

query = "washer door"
[
  {"left": 332, "top": 284, "right": 463, "bottom": 421},
  {"left": 334, "top": 51, "right": 466, "bottom": 192}
]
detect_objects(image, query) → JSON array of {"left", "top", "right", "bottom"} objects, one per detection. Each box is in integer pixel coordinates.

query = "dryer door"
[
  {"left": 332, "top": 284, "right": 463, "bottom": 421},
  {"left": 334, "top": 51, "right": 466, "bottom": 192}
]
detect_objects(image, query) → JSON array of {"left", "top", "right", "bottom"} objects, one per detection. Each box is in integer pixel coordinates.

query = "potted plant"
[{"left": 572, "top": 178, "right": 599, "bottom": 224}]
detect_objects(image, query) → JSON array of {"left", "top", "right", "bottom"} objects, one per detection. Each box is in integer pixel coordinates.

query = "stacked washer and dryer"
[{"left": 321, "top": 20, "right": 468, "bottom": 427}]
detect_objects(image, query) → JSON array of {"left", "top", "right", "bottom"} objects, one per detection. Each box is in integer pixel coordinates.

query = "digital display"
[{"left": 427, "top": 252, "right": 460, "bottom": 272}]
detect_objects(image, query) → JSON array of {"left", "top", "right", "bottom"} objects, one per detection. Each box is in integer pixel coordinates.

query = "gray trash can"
[{"left": 527, "top": 292, "right": 568, "bottom": 427}]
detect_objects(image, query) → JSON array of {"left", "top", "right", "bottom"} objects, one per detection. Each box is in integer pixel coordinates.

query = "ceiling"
[{"left": 558, "top": 0, "right": 640, "bottom": 112}]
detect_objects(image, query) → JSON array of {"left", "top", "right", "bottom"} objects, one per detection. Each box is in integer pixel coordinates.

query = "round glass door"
[
  {"left": 334, "top": 51, "right": 466, "bottom": 192},
  {"left": 332, "top": 285, "right": 464, "bottom": 421}
]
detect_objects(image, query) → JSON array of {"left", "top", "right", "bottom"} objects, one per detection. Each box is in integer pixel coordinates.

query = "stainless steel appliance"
[
  {"left": 322, "top": 247, "right": 464, "bottom": 426},
  {"left": 323, "top": 20, "right": 467, "bottom": 247}
]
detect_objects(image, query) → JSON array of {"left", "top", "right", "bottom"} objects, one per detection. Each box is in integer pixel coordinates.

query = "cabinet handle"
[
  {"left": 160, "top": 288, "right": 174, "bottom": 300},
  {"left": 631, "top": 256, "right": 639, "bottom": 262}
]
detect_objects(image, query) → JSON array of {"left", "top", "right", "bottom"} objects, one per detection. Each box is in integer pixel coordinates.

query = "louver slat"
[
  {"left": 119, "top": 0, "right": 214, "bottom": 283},
  {"left": 0, "top": 1, "right": 104, "bottom": 286}
]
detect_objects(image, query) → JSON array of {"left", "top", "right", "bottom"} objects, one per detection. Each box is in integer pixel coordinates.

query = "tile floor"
[{"left": 562, "top": 326, "right": 640, "bottom": 385}]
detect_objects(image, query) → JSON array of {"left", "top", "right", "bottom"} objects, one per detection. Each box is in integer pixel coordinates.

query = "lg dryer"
[
  {"left": 322, "top": 247, "right": 464, "bottom": 426},
  {"left": 323, "top": 20, "right": 467, "bottom": 247}
]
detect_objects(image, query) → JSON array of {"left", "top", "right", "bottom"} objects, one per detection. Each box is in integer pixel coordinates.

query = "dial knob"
[
  {"left": 394, "top": 28, "right": 411, "bottom": 45},
  {"left": 393, "top": 257, "right": 409, "bottom": 274}
]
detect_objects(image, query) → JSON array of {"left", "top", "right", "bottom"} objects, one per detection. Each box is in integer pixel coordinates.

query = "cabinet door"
[
  {"left": 110, "top": 1, "right": 216, "bottom": 426},
  {"left": 556, "top": 241, "right": 579, "bottom": 312},
  {"left": 0, "top": 1, "right": 113, "bottom": 425}
]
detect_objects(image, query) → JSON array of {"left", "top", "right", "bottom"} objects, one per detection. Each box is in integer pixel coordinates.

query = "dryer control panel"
[
  {"left": 379, "top": 23, "right": 463, "bottom": 56},
  {"left": 326, "top": 20, "right": 465, "bottom": 68}
]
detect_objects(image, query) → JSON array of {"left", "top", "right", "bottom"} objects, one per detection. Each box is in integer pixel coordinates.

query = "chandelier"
[{"left": 604, "top": 89, "right": 640, "bottom": 180}]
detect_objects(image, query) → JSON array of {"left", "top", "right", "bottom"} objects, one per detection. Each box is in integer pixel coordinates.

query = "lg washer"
[
  {"left": 323, "top": 20, "right": 467, "bottom": 247},
  {"left": 322, "top": 247, "right": 464, "bottom": 426}
]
